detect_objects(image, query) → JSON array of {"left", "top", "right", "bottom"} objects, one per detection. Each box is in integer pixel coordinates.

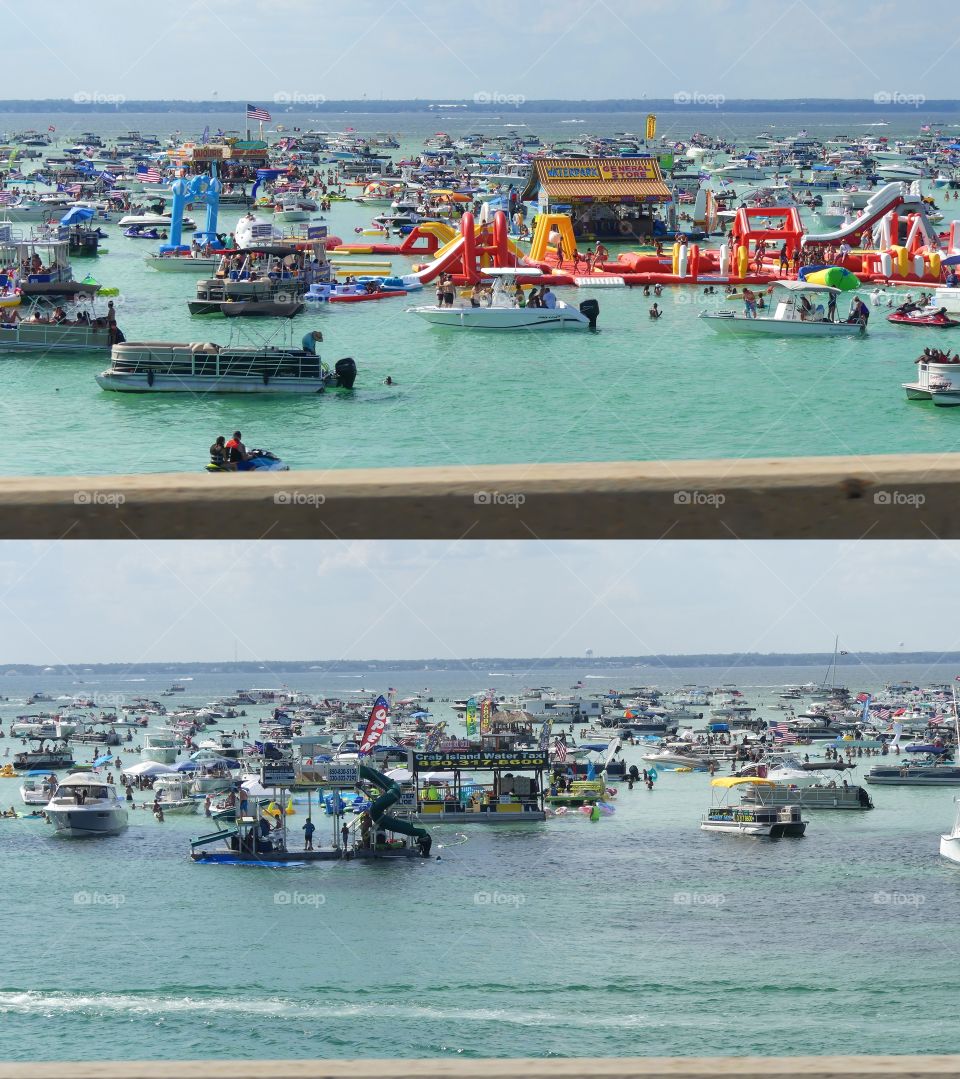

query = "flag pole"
[{"left": 245, "top": 105, "right": 249, "bottom": 141}]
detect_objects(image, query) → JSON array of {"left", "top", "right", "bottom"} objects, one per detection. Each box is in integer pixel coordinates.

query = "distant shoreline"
[
  {"left": 1, "top": 654, "right": 956, "bottom": 675},
  {"left": 0, "top": 98, "right": 957, "bottom": 115}
]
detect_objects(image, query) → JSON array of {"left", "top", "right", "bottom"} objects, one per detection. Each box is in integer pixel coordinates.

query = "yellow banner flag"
[{"left": 646, "top": 114, "right": 657, "bottom": 141}]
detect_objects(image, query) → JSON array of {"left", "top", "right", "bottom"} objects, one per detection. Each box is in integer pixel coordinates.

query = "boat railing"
[{"left": 109, "top": 346, "right": 322, "bottom": 381}]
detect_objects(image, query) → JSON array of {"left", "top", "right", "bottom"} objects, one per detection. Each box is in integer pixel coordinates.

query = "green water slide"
[{"left": 358, "top": 764, "right": 432, "bottom": 855}]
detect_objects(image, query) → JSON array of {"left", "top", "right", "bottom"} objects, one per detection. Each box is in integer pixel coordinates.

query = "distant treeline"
[
  {"left": 0, "top": 98, "right": 959, "bottom": 115},
  {"left": 0, "top": 653, "right": 956, "bottom": 676}
]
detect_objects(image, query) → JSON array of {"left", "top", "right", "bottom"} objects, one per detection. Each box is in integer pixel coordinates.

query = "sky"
[
  {"left": 0, "top": 540, "right": 955, "bottom": 663},
  {"left": 2, "top": 0, "right": 958, "bottom": 102}
]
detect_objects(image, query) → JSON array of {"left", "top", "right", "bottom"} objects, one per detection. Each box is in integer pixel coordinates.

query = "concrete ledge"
[
  {"left": 0, "top": 1058, "right": 957, "bottom": 1079},
  {"left": 0, "top": 454, "right": 959, "bottom": 539}
]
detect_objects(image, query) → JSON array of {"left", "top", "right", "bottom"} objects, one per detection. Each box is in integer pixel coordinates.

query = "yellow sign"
[
  {"left": 646, "top": 113, "right": 657, "bottom": 140},
  {"left": 597, "top": 159, "right": 659, "bottom": 181}
]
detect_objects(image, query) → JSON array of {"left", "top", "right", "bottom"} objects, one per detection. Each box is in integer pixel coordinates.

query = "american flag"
[
  {"left": 65, "top": 183, "right": 82, "bottom": 195},
  {"left": 137, "top": 165, "right": 162, "bottom": 183},
  {"left": 873, "top": 708, "right": 891, "bottom": 720},
  {"left": 0, "top": 191, "right": 14, "bottom": 205},
  {"left": 553, "top": 737, "right": 567, "bottom": 763},
  {"left": 247, "top": 103, "right": 272, "bottom": 122},
  {"left": 773, "top": 723, "right": 798, "bottom": 744}
]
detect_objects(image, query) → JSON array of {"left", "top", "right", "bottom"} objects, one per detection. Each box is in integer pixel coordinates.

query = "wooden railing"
[{"left": 1, "top": 453, "right": 959, "bottom": 539}]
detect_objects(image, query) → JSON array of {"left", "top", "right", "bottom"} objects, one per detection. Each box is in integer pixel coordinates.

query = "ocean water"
[
  {"left": 1, "top": 662, "right": 959, "bottom": 1061},
  {"left": 2, "top": 109, "right": 959, "bottom": 477}
]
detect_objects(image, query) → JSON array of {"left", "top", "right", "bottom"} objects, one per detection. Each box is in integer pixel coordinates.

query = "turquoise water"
[
  {"left": 2, "top": 662, "right": 959, "bottom": 1061},
  {"left": 3, "top": 109, "right": 960, "bottom": 476}
]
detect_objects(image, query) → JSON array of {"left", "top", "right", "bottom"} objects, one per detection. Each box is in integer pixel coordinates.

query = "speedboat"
[
  {"left": 206, "top": 448, "right": 290, "bottom": 472},
  {"left": 409, "top": 268, "right": 599, "bottom": 330},
  {"left": 903, "top": 357, "right": 960, "bottom": 406},
  {"left": 940, "top": 796, "right": 960, "bottom": 863},
  {"left": 152, "top": 776, "right": 200, "bottom": 814},
  {"left": 700, "top": 777, "right": 807, "bottom": 837},
  {"left": 118, "top": 212, "right": 195, "bottom": 229},
  {"left": 19, "top": 773, "right": 57, "bottom": 805},
  {"left": 45, "top": 773, "right": 129, "bottom": 837},
  {"left": 700, "top": 282, "right": 867, "bottom": 336},
  {"left": 142, "top": 728, "right": 179, "bottom": 764}
]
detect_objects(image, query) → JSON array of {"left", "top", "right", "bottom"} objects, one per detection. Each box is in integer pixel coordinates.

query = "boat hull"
[
  {"left": 46, "top": 806, "right": 129, "bottom": 837},
  {"left": 701, "top": 314, "right": 865, "bottom": 337},
  {"left": 701, "top": 818, "right": 806, "bottom": 837},
  {"left": 145, "top": 256, "right": 223, "bottom": 274},
  {"left": 412, "top": 306, "right": 589, "bottom": 330},
  {"left": 940, "top": 834, "right": 960, "bottom": 863},
  {"left": 96, "top": 372, "right": 330, "bottom": 394},
  {"left": 0, "top": 323, "right": 112, "bottom": 352}
]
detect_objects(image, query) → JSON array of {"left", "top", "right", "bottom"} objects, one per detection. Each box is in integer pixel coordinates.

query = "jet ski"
[
  {"left": 888, "top": 306, "right": 959, "bottom": 328},
  {"left": 124, "top": 226, "right": 167, "bottom": 240},
  {"left": 206, "top": 449, "right": 289, "bottom": 473}
]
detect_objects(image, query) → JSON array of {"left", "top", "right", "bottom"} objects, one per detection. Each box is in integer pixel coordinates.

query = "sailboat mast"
[{"left": 821, "top": 636, "right": 838, "bottom": 690}]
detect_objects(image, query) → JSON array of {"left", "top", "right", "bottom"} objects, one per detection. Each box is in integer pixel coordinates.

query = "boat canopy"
[
  {"left": 710, "top": 776, "right": 778, "bottom": 788},
  {"left": 774, "top": 281, "right": 844, "bottom": 296}
]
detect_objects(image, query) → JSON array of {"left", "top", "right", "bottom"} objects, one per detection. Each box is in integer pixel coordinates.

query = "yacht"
[
  {"left": 142, "top": 728, "right": 180, "bottom": 764},
  {"left": 45, "top": 774, "right": 129, "bottom": 837}
]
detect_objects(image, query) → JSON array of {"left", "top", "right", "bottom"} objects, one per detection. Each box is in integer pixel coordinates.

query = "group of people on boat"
[{"left": 915, "top": 346, "right": 960, "bottom": 365}]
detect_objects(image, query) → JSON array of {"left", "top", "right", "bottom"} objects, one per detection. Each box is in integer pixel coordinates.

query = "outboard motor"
[
  {"left": 579, "top": 298, "right": 600, "bottom": 329},
  {"left": 334, "top": 357, "right": 357, "bottom": 389}
]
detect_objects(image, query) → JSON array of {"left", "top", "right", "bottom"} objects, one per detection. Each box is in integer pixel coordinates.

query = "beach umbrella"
[{"left": 60, "top": 206, "right": 95, "bottom": 227}]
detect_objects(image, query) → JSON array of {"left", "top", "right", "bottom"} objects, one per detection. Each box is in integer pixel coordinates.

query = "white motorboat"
[
  {"left": 700, "top": 282, "right": 868, "bottom": 337},
  {"left": 931, "top": 285, "right": 960, "bottom": 315},
  {"left": 152, "top": 776, "right": 200, "bottom": 814},
  {"left": 410, "top": 268, "right": 599, "bottom": 330},
  {"left": 142, "top": 729, "right": 179, "bottom": 764},
  {"left": 118, "top": 212, "right": 196, "bottom": 229},
  {"left": 45, "top": 773, "right": 129, "bottom": 837},
  {"left": 19, "top": 774, "right": 57, "bottom": 805},
  {"left": 940, "top": 796, "right": 960, "bottom": 863},
  {"left": 903, "top": 359, "right": 960, "bottom": 406},
  {"left": 144, "top": 252, "right": 224, "bottom": 274},
  {"left": 272, "top": 193, "right": 318, "bottom": 222},
  {"left": 875, "top": 164, "right": 925, "bottom": 182}
]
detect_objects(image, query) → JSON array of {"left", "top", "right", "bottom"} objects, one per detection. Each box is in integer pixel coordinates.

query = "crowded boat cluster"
[
  {"left": 4, "top": 114, "right": 960, "bottom": 473},
  {"left": 3, "top": 666, "right": 960, "bottom": 859}
]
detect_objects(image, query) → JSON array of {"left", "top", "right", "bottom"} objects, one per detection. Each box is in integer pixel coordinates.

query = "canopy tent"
[{"left": 121, "top": 760, "right": 178, "bottom": 777}]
